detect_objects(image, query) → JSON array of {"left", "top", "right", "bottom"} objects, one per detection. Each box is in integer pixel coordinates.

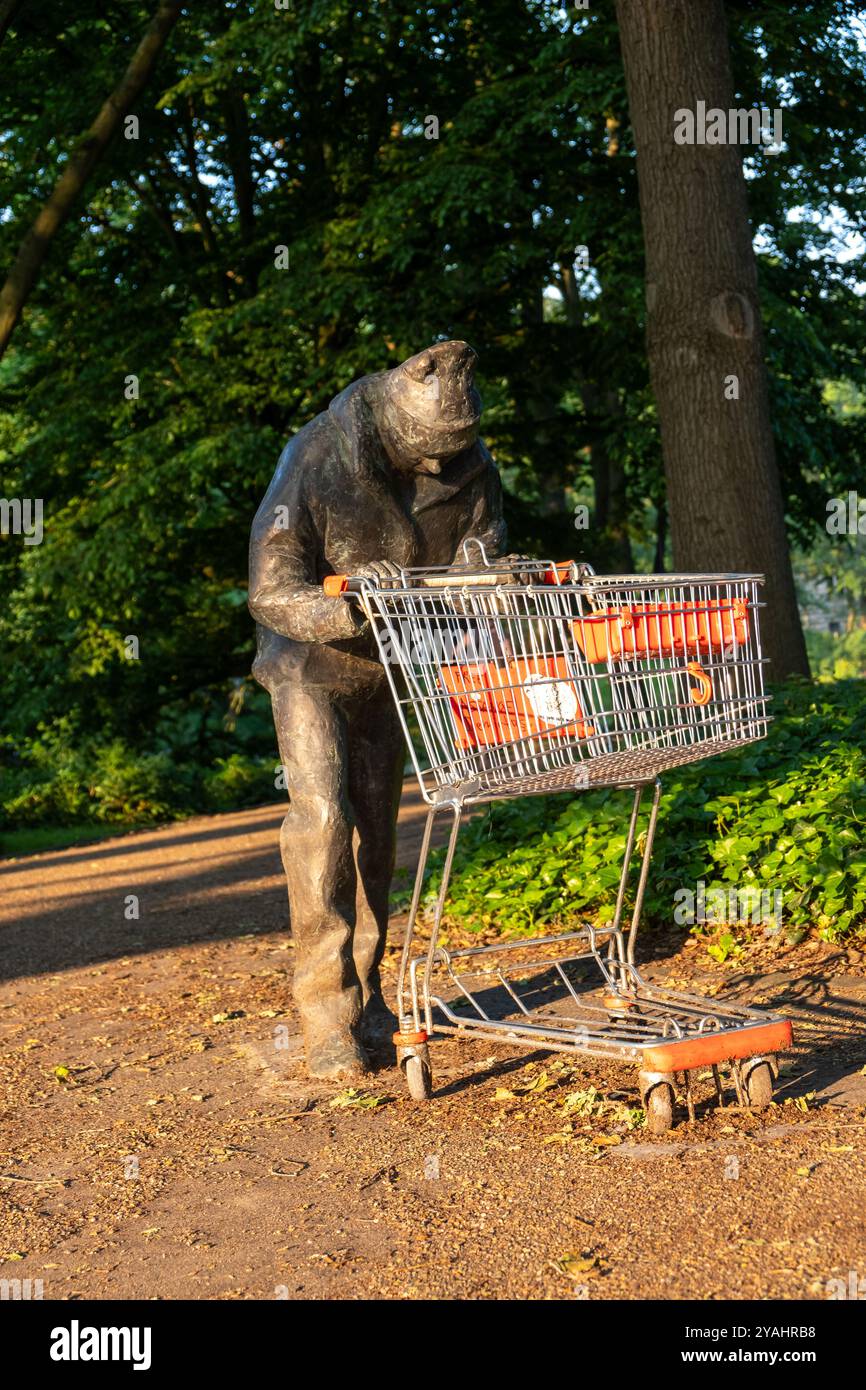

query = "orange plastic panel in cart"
[
  {"left": 573, "top": 598, "right": 750, "bottom": 664},
  {"left": 440, "top": 657, "right": 594, "bottom": 750}
]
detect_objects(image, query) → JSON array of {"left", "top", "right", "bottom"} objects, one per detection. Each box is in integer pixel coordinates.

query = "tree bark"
[
  {"left": 614, "top": 0, "right": 809, "bottom": 678},
  {"left": 0, "top": 0, "right": 182, "bottom": 359}
]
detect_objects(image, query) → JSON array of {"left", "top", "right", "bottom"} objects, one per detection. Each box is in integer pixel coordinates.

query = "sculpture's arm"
[{"left": 248, "top": 488, "right": 362, "bottom": 644}]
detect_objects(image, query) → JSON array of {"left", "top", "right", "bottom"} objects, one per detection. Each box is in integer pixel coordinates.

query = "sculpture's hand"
[
  {"left": 500, "top": 553, "right": 536, "bottom": 584},
  {"left": 352, "top": 560, "right": 403, "bottom": 585},
  {"left": 350, "top": 559, "right": 403, "bottom": 622}
]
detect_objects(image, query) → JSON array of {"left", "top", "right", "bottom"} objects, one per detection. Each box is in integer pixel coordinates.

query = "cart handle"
[
  {"left": 323, "top": 563, "right": 572, "bottom": 597},
  {"left": 687, "top": 661, "right": 713, "bottom": 706}
]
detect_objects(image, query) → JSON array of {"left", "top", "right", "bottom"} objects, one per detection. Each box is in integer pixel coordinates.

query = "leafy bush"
[
  {"left": 424, "top": 679, "right": 866, "bottom": 941},
  {"left": 0, "top": 725, "right": 181, "bottom": 828},
  {"left": 82, "top": 741, "right": 181, "bottom": 824},
  {"left": 201, "top": 754, "right": 277, "bottom": 812},
  {"left": 0, "top": 723, "right": 281, "bottom": 832},
  {"left": 805, "top": 625, "right": 866, "bottom": 680}
]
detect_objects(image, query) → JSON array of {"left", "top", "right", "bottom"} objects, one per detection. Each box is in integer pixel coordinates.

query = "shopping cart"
[{"left": 323, "top": 542, "right": 792, "bottom": 1131}]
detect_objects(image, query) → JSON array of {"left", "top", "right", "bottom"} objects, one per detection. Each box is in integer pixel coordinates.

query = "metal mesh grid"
[{"left": 359, "top": 560, "right": 770, "bottom": 802}]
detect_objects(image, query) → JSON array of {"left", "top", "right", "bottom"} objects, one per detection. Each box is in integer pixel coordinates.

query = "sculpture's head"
[{"left": 379, "top": 340, "right": 481, "bottom": 475}]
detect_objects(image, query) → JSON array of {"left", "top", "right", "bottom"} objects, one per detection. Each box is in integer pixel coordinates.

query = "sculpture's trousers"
[{"left": 271, "top": 678, "right": 405, "bottom": 1045}]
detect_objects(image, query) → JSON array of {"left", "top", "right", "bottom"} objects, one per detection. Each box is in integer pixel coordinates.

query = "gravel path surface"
[{"left": 1, "top": 790, "right": 865, "bottom": 1301}]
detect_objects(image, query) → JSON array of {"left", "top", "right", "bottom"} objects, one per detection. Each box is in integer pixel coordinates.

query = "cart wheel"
[
  {"left": 744, "top": 1061, "right": 773, "bottom": 1111},
  {"left": 645, "top": 1083, "right": 675, "bottom": 1134},
  {"left": 403, "top": 1052, "right": 433, "bottom": 1102}
]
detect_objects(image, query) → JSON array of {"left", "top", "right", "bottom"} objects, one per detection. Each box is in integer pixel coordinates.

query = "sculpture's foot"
[
  {"left": 304, "top": 1032, "right": 371, "bottom": 1081},
  {"left": 360, "top": 990, "right": 399, "bottom": 1046}
]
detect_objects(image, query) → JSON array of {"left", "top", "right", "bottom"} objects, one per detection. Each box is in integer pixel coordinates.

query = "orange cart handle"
[
  {"left": 324, "top": 561, "right": 589, "bottom": 595},
  {"left": 687, "top": 661, "right": 713, "bottom": 706},
  {"left": 324, "top": 567, "right": 558, "bottom": 596}
]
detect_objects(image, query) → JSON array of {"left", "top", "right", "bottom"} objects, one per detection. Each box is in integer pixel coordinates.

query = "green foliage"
[
  {"left": 0, "top": 724, "right": 178, "bottom": 827},
  {"left": 0, "top": 723, "right": 280, "bottom": 831},
  {"left": 1, "top": 1, "right": 866, "bottom": 770},
  {"left": 201, "top": 752, "right": 275, "bottom": 812},
  {"left": 0, "top": 823, "right": 128, "bottom": 858},
  {"left": 424, "top": 681, "right": 866, "bottom": 941},
  {"left": 706, "top": 933, "right": 741, "bottom": 965},
  {"left": 805, "top": 625, "right": 866, "bottom": 680}
]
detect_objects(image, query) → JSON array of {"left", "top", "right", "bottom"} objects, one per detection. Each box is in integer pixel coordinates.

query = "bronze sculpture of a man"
[{"left": 248, "top": 341, "right": 506, "bottom": 1078}]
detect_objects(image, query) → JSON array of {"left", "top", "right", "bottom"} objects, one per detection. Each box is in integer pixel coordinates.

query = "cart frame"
[{"left": 324, "top": 544, "right": 792, "bottom": 1128}]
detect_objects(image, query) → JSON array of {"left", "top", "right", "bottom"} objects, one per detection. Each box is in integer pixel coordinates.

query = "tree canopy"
[{"left": 1, "top": 0, "right": 864, "bottom": 762}]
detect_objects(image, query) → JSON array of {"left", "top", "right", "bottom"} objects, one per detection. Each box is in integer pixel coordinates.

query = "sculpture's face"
[{"left": 380, "top": 340, "right": 481, "bottom": 475}]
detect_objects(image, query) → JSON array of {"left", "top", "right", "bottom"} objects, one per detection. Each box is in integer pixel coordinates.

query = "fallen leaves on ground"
[
  {"left": 550, "top": 1250, "right": 603, "bottom": 1281},
  {"left": 562, "top": 1086, "right": 601, "bottom": 1116},
  {"left": 328, "top": 1089, "right": 390, "bottom": 1110}
]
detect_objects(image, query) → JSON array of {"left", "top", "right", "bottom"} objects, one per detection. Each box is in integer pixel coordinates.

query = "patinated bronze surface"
[{"left": 248, "top": 342, "right": 506, "bottom": 1078}]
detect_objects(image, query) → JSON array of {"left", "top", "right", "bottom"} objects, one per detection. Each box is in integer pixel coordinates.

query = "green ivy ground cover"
[{"left": 422, "top": 680, "right": 866, "bottom": 941}]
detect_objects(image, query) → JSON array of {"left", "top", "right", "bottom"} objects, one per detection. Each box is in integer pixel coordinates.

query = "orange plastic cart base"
[{"left": 641, "top": 1018, "right": 792, "bottom": 1074}]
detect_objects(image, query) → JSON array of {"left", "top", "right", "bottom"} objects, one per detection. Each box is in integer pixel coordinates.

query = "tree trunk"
[
  {"left": 224, "top": 89, "right": 256, "bottom": 246},
  {"left": 614, "top": 0, "right": 809, "bottom": 678},
  {"left": 0, "top": 0, "right": 182, "bottom": 359}
]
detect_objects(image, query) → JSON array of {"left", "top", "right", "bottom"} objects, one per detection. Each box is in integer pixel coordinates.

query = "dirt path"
[{"left": 2, "top": 790, "right": 866, "bottom": 1301}]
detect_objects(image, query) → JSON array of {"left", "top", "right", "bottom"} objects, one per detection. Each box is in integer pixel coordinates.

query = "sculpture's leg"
[
  {"left": 271, "top": 682, "right": 368, "bottom": 1080},
  {"left": 348, "top": 681, "right": 405, "bottom": 1045}
]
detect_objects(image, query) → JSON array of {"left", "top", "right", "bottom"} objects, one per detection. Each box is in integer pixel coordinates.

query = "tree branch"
[
  {"left": 0, "top": 0, "right": 183, "bottom": 359},
  {"left": 179, "top": 96, "right": 219, "bottom": 257}
]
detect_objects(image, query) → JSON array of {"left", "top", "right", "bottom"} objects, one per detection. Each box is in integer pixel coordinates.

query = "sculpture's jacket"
[{"left": 249, "top": 371, "right": 506, "bottom": 691}]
